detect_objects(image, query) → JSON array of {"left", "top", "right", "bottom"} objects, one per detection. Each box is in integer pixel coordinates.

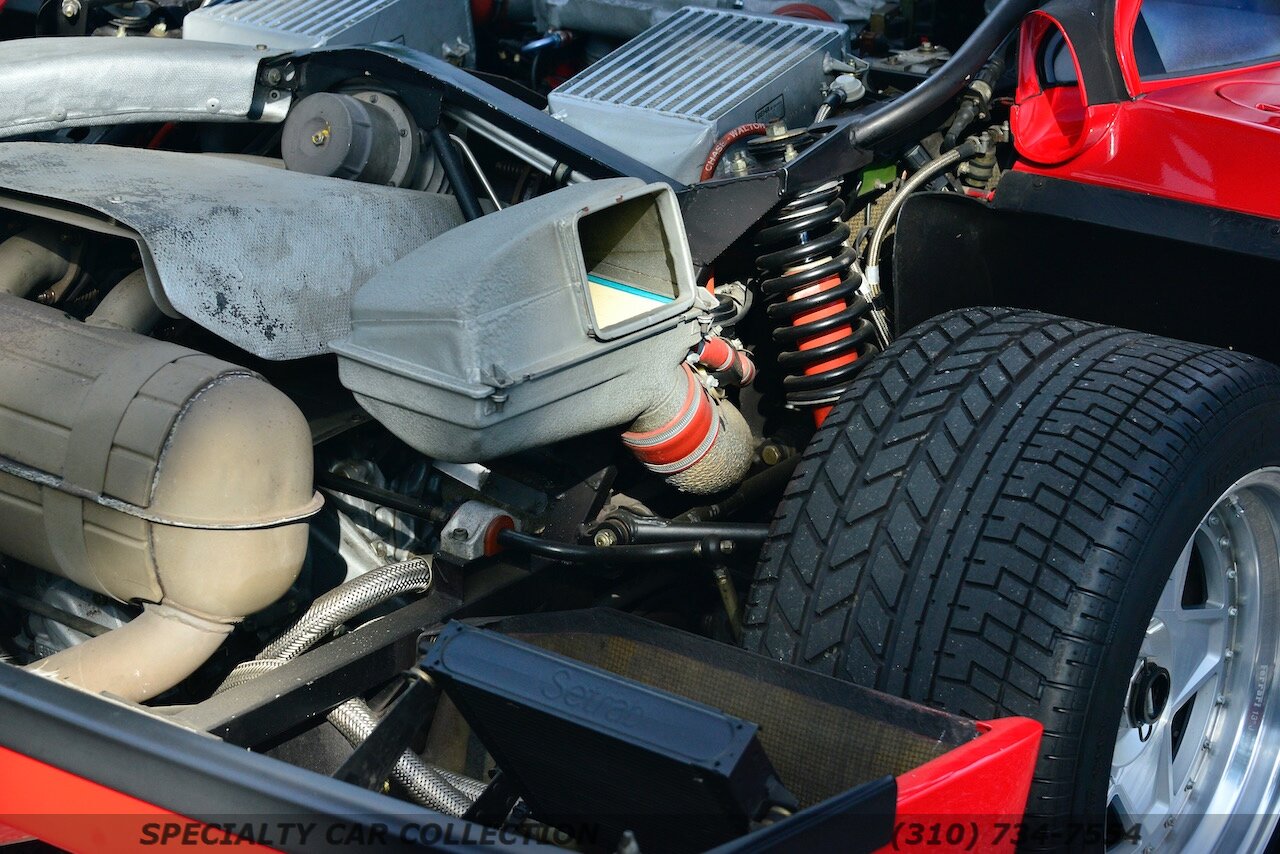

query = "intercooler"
[
  {"left": 548, "top": 7, "right": 847, "bottom": 183},
  {"left": 183, "top": 0, "right": 475, "bottom": 65}
]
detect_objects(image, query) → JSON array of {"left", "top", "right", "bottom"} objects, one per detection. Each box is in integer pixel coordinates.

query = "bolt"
[
  {"left": 720, "top": 539, "right": 735, "bottom": 554},
  {"left": 1225, "top": 648, "right": 1234, "bottom": 659},
  {"left": 1185, "top": 780, "right": 1194, "bottom": 791},
  {"left": 1164, "top": 817, "right": 1175, "bottom": 828},
  {"left": 1216, "top": 693, "right": 1227, "bottom": 706},
  {"left": 593, "top": 529, "right": 617, "bottom": 548},
  {"left": 1203, "top": 738, "right": 1212, "bottom": 750},
  {"left": 1228, "top": 569, "right": 1238, "bottom": 579},
  {"left": 449, "top": 527, "right": 469, "bottom": 541},
  {"left": 264, "top": 67, "right": 283, "bottom": 85},
  {"left": 1229, "top": 606, "right": 1239, "bottom": 617},
  {"left": 1208, "top": 514, "right": 1220, "bottom": 526},
  {"left": 206, "top": 98, "right": 221, "bottom": 113},
  {"left": 1219, "top": 536, "right": 1230, "bottom": 548},
  {"left": 311, "top": 127, "right": 330, "bottom": 146},
  {"left": 761, "top": 444, "right": 785, "bottom": 466},
  {"left": 61, "top": 0, "right": 80, "bottom": 18}
]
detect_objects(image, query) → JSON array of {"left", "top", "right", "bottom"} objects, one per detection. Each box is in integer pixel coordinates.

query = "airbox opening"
[{"left": 578, "top": 193, "right": 681, "bottom": 332}]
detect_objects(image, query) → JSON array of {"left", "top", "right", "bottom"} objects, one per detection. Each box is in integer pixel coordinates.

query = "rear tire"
[{"left": 745, "top": 307, "right": 1280, "bottom": 849}]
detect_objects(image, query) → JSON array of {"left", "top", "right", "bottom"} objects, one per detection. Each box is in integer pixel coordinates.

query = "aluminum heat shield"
[
  {"left": 0, "top": 143, "right": 463, "bottom": 359},
  {"left": 0, "top": 38, "right": 288, "bottom": 139}
]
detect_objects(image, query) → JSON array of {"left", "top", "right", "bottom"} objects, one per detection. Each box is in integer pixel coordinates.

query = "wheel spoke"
[
  {"left": 1111, "top": 723, "right": 1172, "bottom": 825},
  {"left": 1155, "top": 603, "right": 1227, "bottom": 710},
  {"left": 1155, "top": 540, "right": 1196, "bottom": 618}
]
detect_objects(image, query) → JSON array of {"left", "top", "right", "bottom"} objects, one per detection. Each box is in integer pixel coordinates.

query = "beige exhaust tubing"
[{"left": 0, "top": 293, "right": 319, "bottom": 701}]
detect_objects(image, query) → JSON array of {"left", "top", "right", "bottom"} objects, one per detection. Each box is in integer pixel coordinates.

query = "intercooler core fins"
[{"left": 421, "top": 622, "right": 791, "bottom": 852}]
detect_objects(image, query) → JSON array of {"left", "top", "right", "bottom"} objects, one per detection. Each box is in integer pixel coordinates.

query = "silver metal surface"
[
  {"left": 212, "top": 556, "right": 480, "bottom": 815},
  {"left": 185, "top": 0, "right": 475, "bottom": 66},
  {"left": 0, "top": 38, "right": 287, "bottom": 139},
  {"left": 548, "top": 7, "right": 846, "bottom": 182},
  {"left": 28, "top": 577, "right": 130, "bottom": 659},
  {"left": 448, "top": 134, "right": 502, "bottom": 210},
  {"left": 447, "top": 108, "right": 589, "bottom": 184},
  {"left": 1108, "top": 469, "right": 1280, "bottom": 851},
  {"left": 0, "top": 142, "right": 463, "bottom": 360},
  {"left": 439, "top": 501, "right": 515, "bottom": 563}
]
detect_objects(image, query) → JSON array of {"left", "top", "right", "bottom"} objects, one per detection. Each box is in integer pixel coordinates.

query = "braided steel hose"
[
  {"left": 327, "top": 698, "right": 480, "bottom": 815},
  {"left": 215, "top": 557, "right": 485, "bottom": 815}
]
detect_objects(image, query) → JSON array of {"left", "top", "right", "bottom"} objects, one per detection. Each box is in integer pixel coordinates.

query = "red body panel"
[
  {"left": 885, "top": 717, "right": 1043, "bottom": 853},
  {"left": 0, "top": 745, "right": 271, "bottom": 853},
  {"left": 1011, "top": 1, "right": 1280, "bottom": 220}
]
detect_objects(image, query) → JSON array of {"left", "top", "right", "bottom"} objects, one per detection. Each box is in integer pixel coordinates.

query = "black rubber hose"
[
  {"left": 850, "top": 0, "right": 1038, "bottom": 147},
  {"left": 497, "top": 530, "right": 736, "bottom": 564},
  {"left": 429, "top": 125, "right": 484, "bottom": 221}
]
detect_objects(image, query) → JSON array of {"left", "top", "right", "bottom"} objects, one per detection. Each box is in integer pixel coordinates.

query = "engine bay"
[{"left": 0, "top": 1, "right": 1022, "bottom": 849}]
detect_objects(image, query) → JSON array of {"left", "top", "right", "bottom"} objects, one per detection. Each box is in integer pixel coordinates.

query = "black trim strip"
[{"left": 995, "top": 170, "right": 1280, "bottom": 263}]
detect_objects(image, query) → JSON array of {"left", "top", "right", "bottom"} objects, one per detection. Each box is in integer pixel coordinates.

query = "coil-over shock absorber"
[{"left": 754, "top": 179, "right": 879, "bottom": 425}]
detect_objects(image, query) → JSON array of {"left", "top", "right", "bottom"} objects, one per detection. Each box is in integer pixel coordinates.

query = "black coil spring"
[{"left": 754, "top": 181, "right": 878, "bottom": 409}]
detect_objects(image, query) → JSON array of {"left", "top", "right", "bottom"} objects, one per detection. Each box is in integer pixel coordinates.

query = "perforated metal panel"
[{"left": 549, "top": 8, "right": 846, "bottom": 182}]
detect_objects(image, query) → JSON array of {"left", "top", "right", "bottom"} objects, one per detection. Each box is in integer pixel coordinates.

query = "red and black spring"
[{"left": 754, "top": 180, "right": 877, "bottom": 424}]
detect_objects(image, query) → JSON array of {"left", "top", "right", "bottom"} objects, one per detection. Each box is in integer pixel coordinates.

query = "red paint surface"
[
  {"left": 0, "top": 745, "right": 273, "bottom": 852},
  {"left": 885, "top": 717, "right": 1043, "bottom": 853},
  {"left": 1011, "top": 3, "right": 1280, "bottom": 220}
]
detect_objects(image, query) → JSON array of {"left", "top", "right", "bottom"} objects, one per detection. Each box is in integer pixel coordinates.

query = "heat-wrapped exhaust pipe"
[{"left": 623, "top": 355, "right": 753, "bottom": 495}]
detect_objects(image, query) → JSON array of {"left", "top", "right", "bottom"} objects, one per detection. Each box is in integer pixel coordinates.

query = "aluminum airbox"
[{"left": 331, "top": 178, "right": 703, "bottom": 462}]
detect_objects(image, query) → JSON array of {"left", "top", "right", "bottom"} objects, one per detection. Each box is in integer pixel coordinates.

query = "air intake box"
[
  {"left": 548, "top": 7, "right": 847, "bottom": 182},
  {"left": 331, "top": 177, "right": 704, "bottom": 462}
]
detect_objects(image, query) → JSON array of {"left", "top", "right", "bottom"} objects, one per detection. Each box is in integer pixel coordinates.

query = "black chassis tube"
[{"left": 269, "top": 3, "right": 1033, "bottom": 267}]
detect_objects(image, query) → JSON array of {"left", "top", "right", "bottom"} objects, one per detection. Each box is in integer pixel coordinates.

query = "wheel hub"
[
  {"left": 1127, "top": 659, "right": 1172, "bottom": 736},
  {"left": 1107, "top": 470, "right": 1280, "bottom": 852}
]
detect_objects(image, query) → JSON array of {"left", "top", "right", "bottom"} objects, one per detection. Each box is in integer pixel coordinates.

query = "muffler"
[{"left": 0, "top": 293, "right": 319, "bottom": 701}]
